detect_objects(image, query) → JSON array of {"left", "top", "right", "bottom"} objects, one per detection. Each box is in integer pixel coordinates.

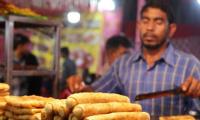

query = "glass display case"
[{"left": 0, "top": 15, "right": 61, "bottom": 97}]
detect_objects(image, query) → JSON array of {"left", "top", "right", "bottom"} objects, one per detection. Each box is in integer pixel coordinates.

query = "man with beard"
[{"left": 67, "top": 0, "right": 200, "bottom": 116}]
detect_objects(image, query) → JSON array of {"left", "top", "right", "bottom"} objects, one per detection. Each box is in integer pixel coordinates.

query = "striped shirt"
[{"left": 91, "top": 43, "right": 200, "bottom": 116}]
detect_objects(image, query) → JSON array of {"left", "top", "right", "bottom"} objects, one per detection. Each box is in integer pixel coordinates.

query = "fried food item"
[
  {"left": 71, "top": 102, "right": 142, "bottom": 119},
  {"left": 6, "top": 104, "right": 42, "bottom": 115},
  {"left": 0, "top": 83, "right": 9, "bottom": 96},
  {"left": 0, "top": 116, "right": 7, "bottom": 120},
  {"left": 0, "top": 92, "right": 9, "bottom": 96},
  {"left": 51, "top": 100, "right": 68, "bottom": 117},
  {"left": 66, "top": 92, "right": 130, "bottom": 109},
  {"left": 0, "top": 109, "right": 4, "bottom": 115},
  {"left": 5, "top": 95, "right": 53, "bottom": 108},
  {"left": 41, "top": 103, "right": 53, "bottom": 120},
  {"left": 84, "top": 112, "right": 150, "bottom": 120},
  {"left": 0, "top": 83, "right": 9, "bottom": 91},
  {"left": 5, "top": 110, "right": 41, "bottom": 120},
  {"left": 42, "top": 99, "right": 68, "bottom": 120},
  {"left": 53, "top": 115, "right": 62, "bottom": 120},
  {"left": 159, "top": 115, "right": 195, "bottom": 120},
  {"left": 0, "top": 102, "right": 6, "bottom": 109},
  {"left": 15, "top": 113, "right": 41, "bottom": 120},
  {"left": 4, "top": 111, "right": 13, "bottom": 118}
]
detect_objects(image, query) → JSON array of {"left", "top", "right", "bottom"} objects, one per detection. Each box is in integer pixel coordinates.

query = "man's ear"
[{"left": 169, "top": 23, "right": 177, "bottom": 38}]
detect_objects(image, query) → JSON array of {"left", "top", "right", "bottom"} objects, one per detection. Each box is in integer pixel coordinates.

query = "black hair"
[
  {"left": 105, "top": 35, "right": 132, "bottom": 52},
  {"left": 61, "top": 47, "right": 69, "bottom": 57},
  {"left": 141, "top": 0, "right": 175, "bottom": 24},
  {"left": 14, "top": 33, "right": 30, "bottom": 50}
]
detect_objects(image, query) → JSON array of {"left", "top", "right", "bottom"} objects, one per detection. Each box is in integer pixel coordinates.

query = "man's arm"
[
  {"left": 180, "top": 57, "right": 200, "bottom": 98},
  {"left": 67, "top": 59, "right": 122, "bottom": 93},
  {"left": 181, "top": 76, "right": 200, "bottom": 98},
  {"left": 180, "top": 56, "right": 200, "bottom": 112}
]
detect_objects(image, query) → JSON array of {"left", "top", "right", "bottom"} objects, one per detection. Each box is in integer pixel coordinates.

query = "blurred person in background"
[
  {"left": 68, "top": 35, "right": 133, "bottom": 89},
  {"left": 13, "top": 33, "right": 41, "bottom": 95},
  {"left": 104, "top": 35, "right": 133, "bottom": 71},
  {"left": 59, "top": 47, "right": 76, "bottom": 98},
  {"left": 68, "top": 0, "right": 200, "bottom": 116},
  {"left": 85, "top": 35, "right": 133, "bottom": 84}
]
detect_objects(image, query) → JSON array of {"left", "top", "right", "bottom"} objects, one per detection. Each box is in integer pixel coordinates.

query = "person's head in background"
[
  {"left": 138, "top": 0, "right": 176, "bottom": 51},
  {"left": 60, "top": 47, "right": 70, "bottom": 58},
  {"left": 105, "top": 35, "right": 133, "bottom": 65},
  {"left": 14, "top": 33, "right": 32, "bottom": 58}
]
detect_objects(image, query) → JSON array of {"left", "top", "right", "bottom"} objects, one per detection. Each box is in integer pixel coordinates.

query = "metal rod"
[{"left": 5, "top": 19, "right": 14, "bottom": 84}]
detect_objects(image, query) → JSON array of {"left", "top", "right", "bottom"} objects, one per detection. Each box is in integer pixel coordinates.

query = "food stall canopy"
[{"left": 2, "top": 0, "right": 99, "bottom": 16}]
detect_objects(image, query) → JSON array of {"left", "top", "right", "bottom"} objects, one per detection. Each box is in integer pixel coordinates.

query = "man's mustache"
[{"left": 143, "top": 33, "right": 157, "bottom": 39}]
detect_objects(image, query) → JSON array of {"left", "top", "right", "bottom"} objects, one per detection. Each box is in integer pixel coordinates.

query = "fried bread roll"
[
  {"left": 42, "top": 99, "right": 68, "bottom": 120},
  {"left": 0, "top": 97, "right": 6, "bottom": 110},
  {"left": 5, "top": 111, "right": 13, "bottom": 118},
  {"left": 41, "top": 103, "right": 53, "bottom": 120},
  {"left": 0, "top": 116, "right": 7, "bottom": 120},
  {"left": 6, "top": 104, "right": 42, "bottom": 115},
  {"left": 84, "top": 112, "right": 150, "bottom": 120},
  {"left": 50, "top": 99, "right": 68, "bottom": 117},
  {"left": 0, "top": 102, "right": 6, "bottom": 109},
  {"left": 159, "top": 115, "right": 195, "bottom": 120},
  {"left": 71, "top": 102, "right": 142, "bottom": 120},
  {"left": 5, "top": 95, "right": 53, "bottom": 108},
  {"left": 5, "top": 111, "right": 41, "bottom": 120},
  {"left": 0, "top": 83, "right": 10, "bottom": 91},
  {"left": 66, "top": 92, "right": 130, "bottom": 109},
  {"left": 53, "top": 115, "right": 62, "bottom": 120},
  {"left": 14, "top": 113, "right": 41, "bottom": 120},
  {"left": 0, "top": 109, "right": 4, "bottom": 115},
  {"left": 0, "top": 92, "right": 9, "bottom": 96}
]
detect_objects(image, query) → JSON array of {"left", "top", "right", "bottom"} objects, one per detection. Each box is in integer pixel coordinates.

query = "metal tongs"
[{"left": 134, "top": 87, "right": 183, "bottom": 101}]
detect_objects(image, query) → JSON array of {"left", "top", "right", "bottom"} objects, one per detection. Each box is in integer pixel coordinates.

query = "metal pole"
[
  {"left": 135, "top": 0, "right": 145, "bottom": 51},
  {"left": 5, "top": 19, "right": 14, "bottom": 84},
  {"left": 53, "top": 25, "right": 61, "bottom": 98}
]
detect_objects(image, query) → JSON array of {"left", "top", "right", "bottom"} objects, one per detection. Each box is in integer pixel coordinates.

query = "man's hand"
[
  {"left": 67, "top": 75, "right": 86, "bottom": 93},
  {"left": 181, "top": 76, "right": 200, "bottom": 98}
]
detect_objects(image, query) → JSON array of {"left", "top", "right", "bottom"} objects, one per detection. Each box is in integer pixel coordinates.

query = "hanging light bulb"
[
  {"left": 67, "top": 11, "right": 81, "bottom": 24},
  {"left": 197, "top": 0, "right": 200, "bottom": 4},
  {"left": 98, "top": 0, "right": 116, "bottom": 11}
]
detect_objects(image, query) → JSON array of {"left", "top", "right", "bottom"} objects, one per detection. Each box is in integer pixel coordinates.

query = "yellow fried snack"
[
  {"left": 159, "top": 115, "right": 195, "bottom": 120},
  {"left": 42, "top": 99, "right": 68, "bottom": 120},
  {"left": 6, "top": 105, "right": 42, "bottom": 115},
  {"left": 84, "top": 112, "right": 150, "bottom": 120},
  {"left": 66, "top": 92, "right": 130, "bottom": 109},
  {"left": 0, "top": 83, "right": 9, "bottom": 91},
  {"left": 5, "top": 95, "right": 53, "bottom": 108},
  {"left": 0, "top": 100, "right": 6, "bottom": 109},
  {"left": 71, "top": 102, "right": 142, "bottom": 120}
]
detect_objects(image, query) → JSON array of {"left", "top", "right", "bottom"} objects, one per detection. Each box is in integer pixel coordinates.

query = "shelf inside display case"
[
  {"left": 13, "top": 70, "right": 55, "bottom": 76},
  {"left": 0, "top": 15, "right": 61, "bottom": 28}
]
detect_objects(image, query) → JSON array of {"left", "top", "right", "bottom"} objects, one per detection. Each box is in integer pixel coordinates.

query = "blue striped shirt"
[{"left": 91, "top": 43, "right": 200, "bottom": 116}]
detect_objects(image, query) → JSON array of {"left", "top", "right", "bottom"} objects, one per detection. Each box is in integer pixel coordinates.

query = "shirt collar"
[
  {"left": 132, "top": 50, "right": 143, "bottom": 62},
  {"left": 132, "top": 43, "right": 176, "bottom": 67},
  {"left": 161, "top": 43, "right": 176, "bottom": 67}
]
